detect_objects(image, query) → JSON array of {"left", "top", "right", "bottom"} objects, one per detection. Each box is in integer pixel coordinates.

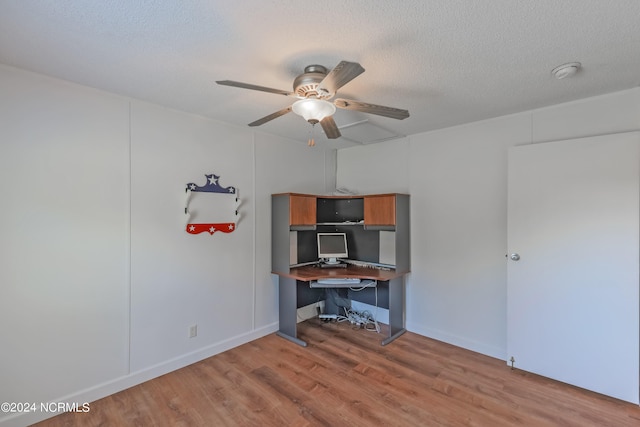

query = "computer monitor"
[{"left": 317, "top": 232, "right": 348, "bottom": 265}]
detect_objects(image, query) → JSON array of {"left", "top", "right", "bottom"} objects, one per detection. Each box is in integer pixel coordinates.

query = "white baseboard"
[
  {"left": 1, "top": 323, "right": 278, "bottom": 427},
  {"left": 406, "top": 321, "right": 505, "bottom": 361}
]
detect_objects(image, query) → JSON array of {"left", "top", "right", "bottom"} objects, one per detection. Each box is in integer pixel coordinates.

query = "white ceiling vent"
[{"left": 337, "top": 120, "right": 403, "bottom": 144}]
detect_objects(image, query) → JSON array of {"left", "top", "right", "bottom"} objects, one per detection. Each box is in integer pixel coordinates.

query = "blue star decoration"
[{"left": 186, "top": 174, "right": 236, "bottom": 194}]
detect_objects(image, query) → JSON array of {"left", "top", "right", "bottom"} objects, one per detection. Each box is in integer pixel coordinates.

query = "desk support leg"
[
  {"left": 382, "top": 276, "right": 406, "bottom": 346},
  {"left": 277, "top": 276, "right": 307, "bottom": 347}
]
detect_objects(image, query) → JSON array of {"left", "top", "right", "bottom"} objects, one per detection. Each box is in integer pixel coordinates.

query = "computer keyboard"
[
  {"left": 317, "top": 278, "right": 361, "bottom": 285},
  {"left": 310, "top": 278, "right": 375, "bottom": 288}
]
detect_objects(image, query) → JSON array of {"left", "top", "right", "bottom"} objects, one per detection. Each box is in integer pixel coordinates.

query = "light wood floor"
[{"left": 34, "top": 319, "right": 640, "bottom": 426}]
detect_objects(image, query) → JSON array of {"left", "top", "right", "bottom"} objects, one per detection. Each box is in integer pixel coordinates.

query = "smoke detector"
[{"left": 551, "top": 62, "right": 581, "bottom": 79}]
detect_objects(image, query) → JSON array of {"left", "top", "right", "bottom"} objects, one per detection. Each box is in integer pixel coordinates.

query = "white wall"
[
  {"left": 337, "top": 87, "right": 640, "bottom": 359},
  {"left": 336, "top": 138, "right": 410, "bottom": 193},
  {"left": 0, "top": 64, "right": 332, "bottom": 427},
  {"left": 0, "top": 65, "right": 131, "bottom": 416}
]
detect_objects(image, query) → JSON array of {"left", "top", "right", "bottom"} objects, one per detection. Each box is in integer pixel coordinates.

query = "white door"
[{"left": 507, "top": 132, "right": 639, "bottom": 404}]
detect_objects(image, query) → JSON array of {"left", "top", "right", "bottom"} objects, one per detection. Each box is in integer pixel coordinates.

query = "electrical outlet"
[{"left": 189, "top": 324, "right": 197, "bottom": 338}]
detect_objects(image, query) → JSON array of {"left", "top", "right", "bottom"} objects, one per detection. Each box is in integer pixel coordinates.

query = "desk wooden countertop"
[{"left": 273, "top": 264, "right": 408, "bottom": 282}]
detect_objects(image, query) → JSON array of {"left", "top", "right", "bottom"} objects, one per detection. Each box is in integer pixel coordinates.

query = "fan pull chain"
[{"left": 307, "top": 123, "right": 316, "bottom": 147}]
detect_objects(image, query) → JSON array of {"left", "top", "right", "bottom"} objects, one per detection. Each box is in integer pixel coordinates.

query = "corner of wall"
[{"left": 324, "top": 148, "right": 337, "bottom": 194}]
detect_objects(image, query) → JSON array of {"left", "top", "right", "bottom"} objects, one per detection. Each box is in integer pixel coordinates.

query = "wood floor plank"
[
  {"left": 197, "top": 355, "right": 301, "bottom": 426},
  {"left": 33, "top": 318, "right": 640, "bottom": 427}
]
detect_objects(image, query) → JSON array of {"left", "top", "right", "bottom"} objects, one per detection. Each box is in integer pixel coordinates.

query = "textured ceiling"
[{"left": 1, "top": 1, "right": 640, "bottom": 148}]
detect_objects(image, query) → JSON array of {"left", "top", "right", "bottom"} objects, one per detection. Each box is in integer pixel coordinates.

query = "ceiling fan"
[{"left": 216, "top": 60, "right": 409, "bottom": 141}]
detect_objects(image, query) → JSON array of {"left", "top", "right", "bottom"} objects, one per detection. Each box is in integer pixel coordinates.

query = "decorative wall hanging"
[{"left": 184, "top": 173, "right": 240, "bottom": 235}]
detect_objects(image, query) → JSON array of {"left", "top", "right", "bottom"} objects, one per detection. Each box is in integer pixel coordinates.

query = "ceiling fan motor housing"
[{"left": 293, "top": 65, "right": 330, "bottom": 99}]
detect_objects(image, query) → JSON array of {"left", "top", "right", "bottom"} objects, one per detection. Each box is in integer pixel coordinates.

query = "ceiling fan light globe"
[{"left": 292, "top": 99, "right": 336, "bottom": 122}]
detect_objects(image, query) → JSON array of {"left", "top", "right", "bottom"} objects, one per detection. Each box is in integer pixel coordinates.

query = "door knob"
[{"left": 510, "top": 253, "right": 520, "bottom": 261}]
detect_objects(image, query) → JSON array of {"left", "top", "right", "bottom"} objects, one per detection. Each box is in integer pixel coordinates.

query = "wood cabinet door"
[
  {"left": 289, "top": 195, "right": 316, "bottom": 225},
  {"left": 364, "top": 195, "right": 396, "bottom": 225}
]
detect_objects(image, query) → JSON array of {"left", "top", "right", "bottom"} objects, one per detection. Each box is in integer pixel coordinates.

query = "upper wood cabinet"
[
  {"left": 273, "top": 192, "right": 409, "bottom": 273},
  {"left": 364, "top": 195, "right": 396, "bottom": 226},
  {"left": 280, "top": 192, "right": 401, "bottom": 227},
  {"left": 289, "top": 194, "right": 316, "bottom": 226}
]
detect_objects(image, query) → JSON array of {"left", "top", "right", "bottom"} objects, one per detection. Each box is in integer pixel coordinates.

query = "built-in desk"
[
  {"left": 273, "top": 264, "right": 408, "bottom": 347},
  {"left": 272, "top": 192, "right": 410, "bottom": 347}
]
